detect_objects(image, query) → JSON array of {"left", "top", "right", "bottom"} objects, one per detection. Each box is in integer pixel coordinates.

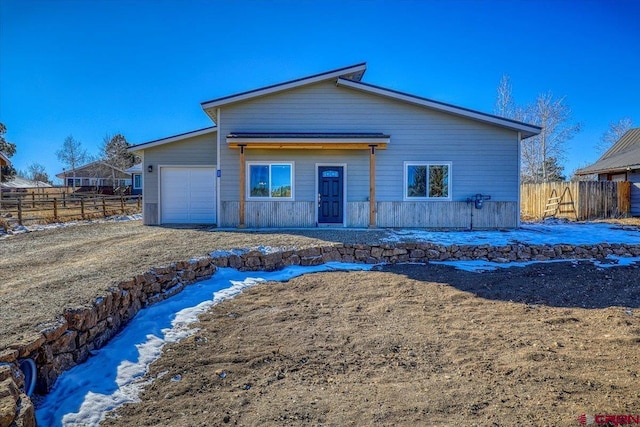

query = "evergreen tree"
[{"left": 0, "top": 123, "right": 17, "bottom": 182}]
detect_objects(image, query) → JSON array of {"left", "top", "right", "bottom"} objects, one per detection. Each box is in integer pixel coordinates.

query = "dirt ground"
[
  {"left": 0, "top": 220, "right": 389, "bottom": 351},
  {"left": 2, "top": 218, "right": 639, "bottom": 426},
  {"left": 103, "top": 261, "right": 640, "bottom": 427}
]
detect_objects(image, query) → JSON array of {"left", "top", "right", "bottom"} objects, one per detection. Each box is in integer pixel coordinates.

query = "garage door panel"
[{"left": 160, "top": 167, "right": 216, "bottom": 224}]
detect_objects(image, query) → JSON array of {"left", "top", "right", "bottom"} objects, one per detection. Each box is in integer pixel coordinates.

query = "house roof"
[
  {"left": 55, "top": 160, "right": 131, "bottom": 179},
  {"left": 125, "top": 163, "right": 142, "bottom": 173},
  {"left": 0, "top": 151, "right": 10, "bottom": 166},
  {"left": 199, "top": 62, "right": 540, "bottom": 138},
  {"left": 200, "top": 63, "right": 367, "bottom": 119},
  {"left": 335, "top": 78, "right": 542, "bottom": 139},
  {"left": 0, "top": 175, "right": 52, "bottom": 189},
  {"left": 128, "top": 126, "right": 217, "bottom": 152},
  {"left": 575, "top": 128, "right": 640, "bottom": 175}
]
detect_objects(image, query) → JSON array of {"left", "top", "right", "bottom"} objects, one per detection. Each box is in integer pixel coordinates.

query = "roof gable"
[
  {"left": 55, "top": 160, "right": 131, "bottom": 178},
  {"left": 128, "top": 127, "right": 217, "bottom": 152},
  {"left": 200, "top": 63, "right": 367, "bottom": 122},
  {"left": 200, "top": 62, "right": 540, "bottom": 138},
  {"left": 335, "top": 78, "right": 541, "bottom": 139},
  {"left": 599, "top": 128, "right": 640, "bottom": 160},
  {"left": 576, "top": 128, "right": 640, "bottom": 175}
]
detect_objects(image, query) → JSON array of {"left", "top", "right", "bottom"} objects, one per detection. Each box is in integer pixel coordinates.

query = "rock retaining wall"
[{"left": 2, "top": 241, "right": 640, "bottom": 426}]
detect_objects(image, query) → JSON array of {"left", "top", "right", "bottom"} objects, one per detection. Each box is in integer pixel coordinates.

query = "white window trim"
[
  {"left": 133, "top": 174, "right": 142, "bottom": 189},
  {"left": 403, "top": 161, "right": 452, "bottom": 201},
  {"left": 246, "top": 161, "right": 295, "bottom": 201}
]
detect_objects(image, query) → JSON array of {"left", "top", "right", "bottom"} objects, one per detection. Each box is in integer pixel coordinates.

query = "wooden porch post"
[
  {"left": 369, "top": 145, "right": 376, "bottom": 228},
  {"left": 238, "top": 145, "right": 246, "bottom": 228}
]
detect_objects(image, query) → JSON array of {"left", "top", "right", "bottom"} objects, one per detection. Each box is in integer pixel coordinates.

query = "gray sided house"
[
  {"left": 576, "top": 128, "right": 640, "bottom": 216},
  {"left": 129, "top": 63, "right": 541, "bottom": 228},
  {"left": 56, "top": 161, "right": 132, "bottom": 193}
]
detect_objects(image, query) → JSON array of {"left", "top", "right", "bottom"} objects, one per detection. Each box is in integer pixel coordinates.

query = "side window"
[{"left": 404, "top": 162, "right": 451, "bottom": 200}]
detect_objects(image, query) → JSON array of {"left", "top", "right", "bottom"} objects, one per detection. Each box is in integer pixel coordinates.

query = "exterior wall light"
[{"left": 147, "top": 165, "right": 153, "bottom": 173}]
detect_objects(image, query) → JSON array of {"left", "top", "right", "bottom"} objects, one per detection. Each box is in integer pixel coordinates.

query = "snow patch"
[
  {"left": 434, "top": 255, "right": 640, "bottom": 272},
  {"left": 381, "top": 222, "right": 640, "bottom": 246},
  {"left": 36, "top": 262, "right": 373, "bottom": 427}
]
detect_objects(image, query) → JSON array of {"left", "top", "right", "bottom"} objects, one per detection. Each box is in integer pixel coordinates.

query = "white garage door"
[{"left": 160, "top": 167, "right": 216, "bottom": 224}]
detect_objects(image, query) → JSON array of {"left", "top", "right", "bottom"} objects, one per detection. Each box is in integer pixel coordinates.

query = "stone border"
[{"left": 2, "top": 241, "right": 640, "bottom": 426}]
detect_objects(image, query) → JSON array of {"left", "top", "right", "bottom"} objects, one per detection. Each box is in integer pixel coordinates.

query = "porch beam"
[
  {"left": 369, "top": 145, "right": 376, "bottom": 228},
  {"left": 228, "top": 142, "right": 387, "bottom": 150}
]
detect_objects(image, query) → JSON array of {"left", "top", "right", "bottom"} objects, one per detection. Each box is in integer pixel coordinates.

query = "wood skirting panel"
[
  {"left": 220, "top": 200, "right": 518, "bottom": 228},
  {"left": 144, "top": 203, "right": 158, "bottom": 225},
  {"left": 221, "top": 201, "right": 315, "bottom": 228},
  {"left": 376, "top": 201, "right": 518, "bottom": 229}
]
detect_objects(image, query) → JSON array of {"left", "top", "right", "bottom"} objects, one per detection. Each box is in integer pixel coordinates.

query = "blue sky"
[{"left": 1, "top": 0, "right": 639, "bottom": 182}]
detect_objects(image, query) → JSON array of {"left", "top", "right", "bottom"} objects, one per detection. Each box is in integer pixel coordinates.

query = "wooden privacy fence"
[
  {"left": 0, "top": 194, "right": 142, "bottom": 225},
  {"left": 521, "top": 181, "right": 631, "bottom": 221}
]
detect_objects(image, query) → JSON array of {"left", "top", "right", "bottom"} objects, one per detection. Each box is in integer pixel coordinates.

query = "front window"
[
  {"left": 248, "top": 163, "right": 293, "bottom": 199},
  {"left": 404, "top": 162, "right": 451, "bottom": 200},
  {"left": 133, "top": 174, "right": 142, "bottom": 189}
]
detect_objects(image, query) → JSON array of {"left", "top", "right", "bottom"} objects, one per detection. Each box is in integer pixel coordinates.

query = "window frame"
[
  {"left": 246, "top": 161, "right": 294, "bottom": 201},
  {"left": 133, "top": 174, "right": 142, "bottom": 189},
  {"left": 403, "top": 161, "right": 452, "bottom": 201}
]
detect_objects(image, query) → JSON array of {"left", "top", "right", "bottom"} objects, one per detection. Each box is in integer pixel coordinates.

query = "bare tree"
[
  {"left": 99, "top": 133, "right": 137, "bottom": 190},
  {"left": 494, "top": 77, "right": 581, "bottom": 183},
  {"left": 494, "top": 74, "right": 516, "bottom": 119},
  {"left": 596, "top": 117, "right": 634, "bottom": 154},
  {"left": 27, "top": 163, "right": 52, "bottom": 185},
  {"left": 522, "top": 92, "right": 581, "bottom": 183},
  {"left": 56, "top": 135, "right": 88, "bottom": 191}
]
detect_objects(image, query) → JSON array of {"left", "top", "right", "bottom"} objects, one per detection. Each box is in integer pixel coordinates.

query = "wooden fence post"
[
  {"left": 53, "top": 198, "right": 58, "bottom": 221},
  {"left": 31, "top": 192, "right": 35, "bottom": 209},
  {"left": 102, "top": 197, "right": 107, "bottom": 217},
  {"left": 120, "top": 195, "right": 125, "bottom": 213},
  {"left": 62, "top": 192, "right": 66, "bottom": 208},
  {"left": 81, "top": 198, "right": 85, "bottom": 220},
  {"left": 137, "top": 195, "right": 141, "bottom": 209},
  {"left": 17, "top": 199, "right": 23, "bottom": 225}
]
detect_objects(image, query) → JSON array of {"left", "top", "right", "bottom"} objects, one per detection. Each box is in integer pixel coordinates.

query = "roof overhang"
[
  {"left": 575, "top": 165, "right": 640, "bottom": 176},
  {"left": 125, "top": 163, "right": 143, "bottom": 173},
  {"left": 201, "top": 63, "right": 367, "bottom": 123},
  {"left": 227, "top": 132, "right": 389, "bottom": 150},
  {"left": 55, "top": 160, "right": 131, "bottom": 178},
  {"left": 336, "top": 78, "right": 542, "bottom": 139},
  {"left": 128, "top": 127, "right": 217, "bottom": 152}
]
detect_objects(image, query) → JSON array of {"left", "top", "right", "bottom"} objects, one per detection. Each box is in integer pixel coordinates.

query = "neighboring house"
[
  {"left": 129, "top": 63, "right": 541, "bottom": 228},
  {"left": 126, "top": 163, "right": 143, "bottom": 195},
  {"left": 0, "top": 151, "right": 9, "bottom": 167},
  {"left": 0, "top": 175, "right": 53, "bottom": 189},
  {"left": 0, "top": 151, "right": 11, "bottom": 192},
  {"left": 55, "top": 160, "right": 132, "bottom": 193},
  {"left": 0, "top": 151, "right": 10, "bottom": 182},
  {"left": 575, "top": 128, "right": 640, "bottom": 216}
]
